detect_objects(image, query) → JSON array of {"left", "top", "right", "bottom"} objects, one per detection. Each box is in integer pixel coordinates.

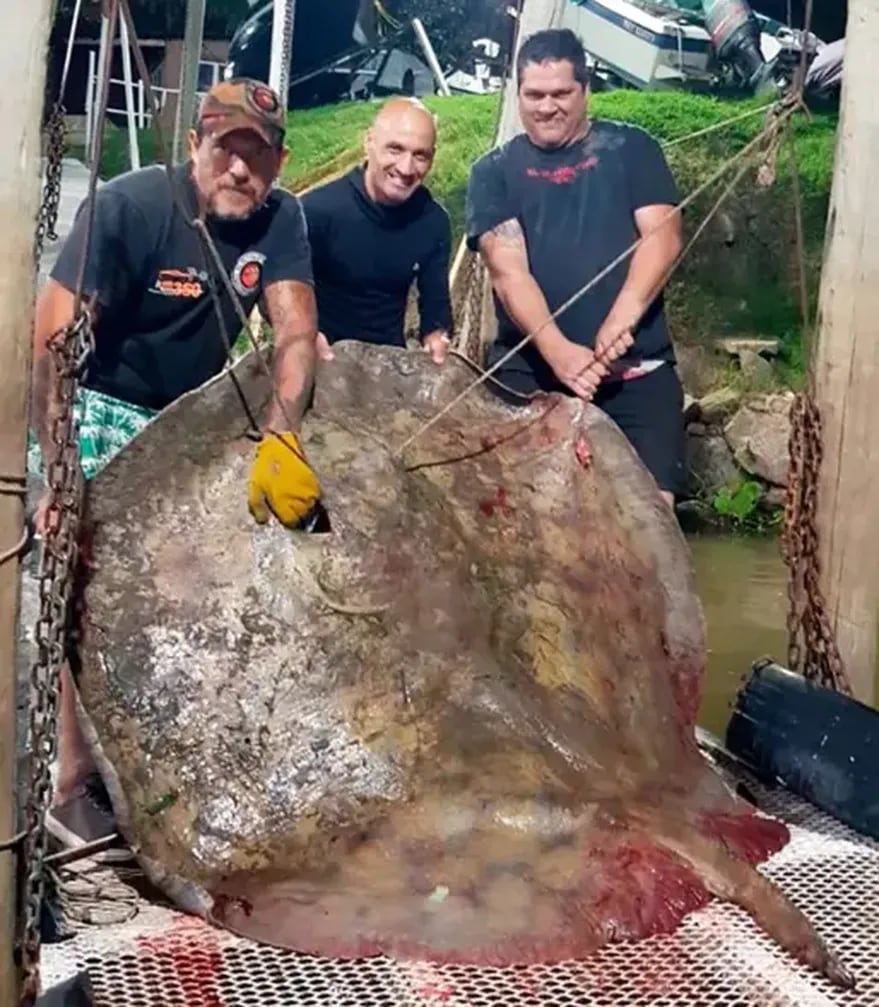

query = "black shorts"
[
  {"left": 485, "top": 346, "right": 687, "bottom": 498},
  {"left": 594, "top": 364, "right": 686, "bottom": 497}
]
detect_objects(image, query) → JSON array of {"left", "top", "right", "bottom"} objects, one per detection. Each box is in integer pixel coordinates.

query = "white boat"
[
  {"left": 560, "top": 0, "right": 822, "bottom": 93},
  {"left": 563, "top": 0, "right": 715, "bottom": 89}
]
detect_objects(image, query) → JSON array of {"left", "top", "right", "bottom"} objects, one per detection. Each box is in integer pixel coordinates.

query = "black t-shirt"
[
  {"left": 301, "top": 166, "right": 452, "bottom": 347},
  {"left": 465, "top": 120, "right": 679, "bottom": 389},
  {"left": 51, "top": 164, "right": 313, "bottom": 410}
]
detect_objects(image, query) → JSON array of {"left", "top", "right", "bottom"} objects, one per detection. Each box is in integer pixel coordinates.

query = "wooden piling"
[
  {"left": 0, "top": 4, "right": 56, "bottom": 1002},
  {"left": 813, "top": 0, "right": 879, "bottom": 705}
]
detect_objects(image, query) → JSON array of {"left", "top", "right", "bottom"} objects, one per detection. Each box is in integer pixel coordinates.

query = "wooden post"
[
  {"left": 813, "top": 0, "right": 879, "bottom": 705},
  {"left": 496, "top": 0, "right": 566, "bottom": 145},
  {"left": 0, "top": 4, "right": 56, "bottom": 1003}
]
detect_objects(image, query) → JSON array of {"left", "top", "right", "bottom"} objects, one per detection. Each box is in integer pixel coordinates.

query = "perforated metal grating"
[{"left": 42, "top": 780, "right": 879, "bottom": 1006}]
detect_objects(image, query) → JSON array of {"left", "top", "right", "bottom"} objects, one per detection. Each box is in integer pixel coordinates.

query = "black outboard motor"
[{"left": 702, "top": 0, "right": 766, "bottom": 86}]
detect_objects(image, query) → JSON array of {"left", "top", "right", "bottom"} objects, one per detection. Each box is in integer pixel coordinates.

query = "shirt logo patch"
[
  {"left": 232, "top": 251, "right": 266, "bottom": 297},
  {"left": 526, "top": 156, "right": 599, "bottom": 185},
  {"left": 151, "top": 267, "right": 206, "bottom": 299}
]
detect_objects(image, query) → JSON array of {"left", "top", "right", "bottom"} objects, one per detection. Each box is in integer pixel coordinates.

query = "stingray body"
[{"left": 58, "top": 343, "right": 848, "bottom": 985}]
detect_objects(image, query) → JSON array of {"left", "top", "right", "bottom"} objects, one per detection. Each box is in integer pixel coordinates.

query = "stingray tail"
[{"left": 648, "top": 818, "right": 855, "bottom": 990}]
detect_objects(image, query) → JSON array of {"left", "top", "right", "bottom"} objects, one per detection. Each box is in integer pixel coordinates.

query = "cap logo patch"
[{"left": 251, "top": 85, "right": 279, "bottom": 114}]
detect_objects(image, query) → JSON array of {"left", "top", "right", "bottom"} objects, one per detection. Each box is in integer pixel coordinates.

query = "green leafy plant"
[{"left": 712, "top": 480, "right": 763, "bottom": 523}]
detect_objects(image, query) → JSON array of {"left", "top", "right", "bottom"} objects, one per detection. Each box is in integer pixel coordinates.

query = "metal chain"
[
  {"left": 35, "top": 102, "right": 67, "bottom": 262},
  {"left": 778, "top": 0, "right": 850, "bottom": 696},
  {"left": 19, "top": 310, "right": 94, "bottom": 1006},
  {"left": 781, "top": 391, "right": 852, "bottom": 694}
]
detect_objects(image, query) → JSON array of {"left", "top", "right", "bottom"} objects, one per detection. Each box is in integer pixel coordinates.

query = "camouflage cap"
[{"left": 197, "top": 78, "right": 286, "bottom": 147}]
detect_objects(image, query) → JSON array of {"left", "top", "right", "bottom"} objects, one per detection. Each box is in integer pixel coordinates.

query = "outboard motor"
[{"left": 701, "top": 0, "right": 766, "bottom": 86}]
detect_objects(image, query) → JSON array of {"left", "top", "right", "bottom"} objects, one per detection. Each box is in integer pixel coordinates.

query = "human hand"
[
  {"left": 315, "top": 331, "right": 334, "bottom": 362},
  {"left": 594, "top": 320, "right": 636, "bottom": 366},
  {"left": 248, "top": 432, "right": 321, "bottom": 528},
  {"left": 542, "top": 337, "right": 608, "bottom": 400},
  {"left": 34, "top": 491, "right": 55, "bottom": 536},
  {"left": 422, "top": 331, "right": 451, "bottom": 365}
]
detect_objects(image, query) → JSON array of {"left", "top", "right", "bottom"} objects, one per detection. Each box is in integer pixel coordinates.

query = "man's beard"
[
  {"left": 210, "top": 207, "right": 258, "bottom": 222},
  {"left": 208, "top": 189, "right": 263, "bottom": 223}
]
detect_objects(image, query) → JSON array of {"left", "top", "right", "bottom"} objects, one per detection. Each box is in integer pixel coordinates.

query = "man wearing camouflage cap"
[{"left": 30, "top": 78, "right": 321, "bottom": 855}]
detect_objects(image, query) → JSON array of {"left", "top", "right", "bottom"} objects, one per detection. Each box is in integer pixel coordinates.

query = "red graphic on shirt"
[{"left": 526, "top": 155, "right": 599, "bottom": 184}]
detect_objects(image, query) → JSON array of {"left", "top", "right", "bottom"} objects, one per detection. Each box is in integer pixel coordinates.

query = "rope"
[
  {"left": 0, "top": 529, "right": 29, "bottom": 566},
  {"left": 0, "top": 830, "right": 27, "bottom": 854},
  {"left": 73, "top": 0, "right": 118, "bottom": 318},
  {"left": 660, "top": 101, "right": 778, "bottom": 149},
  {"left": 397, "top": 104, "right": 793, "bottom": 456},
  {"left": 786, "top": 120, "right": 811, "bottom": 364},
  {"left": 0, "top": 474, "right": 27, "bottom": 497},
  {"left": 0, "top": 473, "right": 29, "bottom": 566}
]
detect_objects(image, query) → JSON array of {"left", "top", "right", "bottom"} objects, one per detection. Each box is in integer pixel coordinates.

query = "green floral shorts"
[{"left": 27, "top": 387, "right": 158, "bottom": 482}]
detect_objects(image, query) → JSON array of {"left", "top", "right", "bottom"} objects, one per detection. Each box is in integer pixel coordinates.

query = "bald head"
[
  {"left": 372, "top": 97, "right": 437, "bottom": 139},
  {"left": 363, "top": 98, "right": 437, "bottom": 206}
]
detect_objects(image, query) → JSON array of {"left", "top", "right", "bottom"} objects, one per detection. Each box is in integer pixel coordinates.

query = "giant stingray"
[{"left": 62, "top": 342, "right": 850, "bottom": 986}]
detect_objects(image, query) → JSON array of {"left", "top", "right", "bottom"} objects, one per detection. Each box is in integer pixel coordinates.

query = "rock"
[
  {"left": 698, "top": 386, "right": 742, "bottom": 425},
  {"left": 767, "top": 391, "right": 796, "bottom": 415},
  {"left": 683, "top": 394, "right": 701, "bottom": 423},
  {"left": 687, "top": 431, "right": 741, "bottom": 496},
  {"left": 765, "top": 486, "right": 787, "bottom": 508},
  {"left": 673, "top": 344, "right": 715, "bottom": 398},
  {"left": 738, "top": 349, "right": 775, "bottom": 387},
  {"left": 718, "top": 338, "right": 780, "bottom": 359},
  {"left": 724, "top": 395, "right": 792, "bottom": 487},
  {"left": 687, "top": 422, "right": 707, "bottom": 437}
]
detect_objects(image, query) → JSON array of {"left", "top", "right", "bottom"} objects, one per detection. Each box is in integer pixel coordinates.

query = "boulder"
[
  {"left": 718, "top": 338, "right": 780, "bottom": 359},
  {"left": 686, "top": 429, "right": 741, "bottom": 496},
  {"left": 724, "top": 394, "right": 793, "bottom": 487},
  {"left": 738, "top": 349, "right": 775, "bottom": 387},
  {"left": 697, "top": 386, "right": 742, "bottom": 425}
]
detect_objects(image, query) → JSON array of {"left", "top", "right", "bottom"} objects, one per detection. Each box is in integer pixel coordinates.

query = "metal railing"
[{"left": 84, "top": 49, "right": 223, "bottom": 167}]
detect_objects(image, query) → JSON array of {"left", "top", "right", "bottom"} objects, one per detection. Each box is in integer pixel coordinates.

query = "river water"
[
  {"left": 692, "top": 532, "right": 879, "bottom": 741},
  {"left": 689, "top": 534, "right": 790, "bottom": 738}
]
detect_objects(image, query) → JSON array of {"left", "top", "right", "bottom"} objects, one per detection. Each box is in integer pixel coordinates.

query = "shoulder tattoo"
[{"left": 490, "top": 218, "right": 524, "bottom": 244}]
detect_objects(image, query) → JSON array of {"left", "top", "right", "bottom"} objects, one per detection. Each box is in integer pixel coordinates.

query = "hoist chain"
[
  {"left": 18, "top": 310, "right": 94, "bottom": 1006},
  {"left": 781, "top": 391, "right": 852, "bottom": 695},
  {"left": 35, "top": 102, "right": 67, "bottom": 261}
]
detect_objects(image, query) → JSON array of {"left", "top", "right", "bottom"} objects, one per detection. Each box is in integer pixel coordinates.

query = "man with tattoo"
[
  {"left": 466, "top": 29, "right": 685, "bottom": 506},
  {"left": 30, "top": 79, "right": 320, "bottom": 855},
  {"left": 302, "top": 97, "right": 453, "bottom": 364}
]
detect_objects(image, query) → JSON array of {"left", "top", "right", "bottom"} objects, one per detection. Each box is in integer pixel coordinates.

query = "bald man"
[{"left": 301, "top": 98, "right": 453, "bottom": 362}]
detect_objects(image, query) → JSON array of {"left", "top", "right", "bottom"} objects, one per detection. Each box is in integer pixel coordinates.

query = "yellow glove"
[{"left": 248, "top": 432, "right": 321, "bottom": 528}]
